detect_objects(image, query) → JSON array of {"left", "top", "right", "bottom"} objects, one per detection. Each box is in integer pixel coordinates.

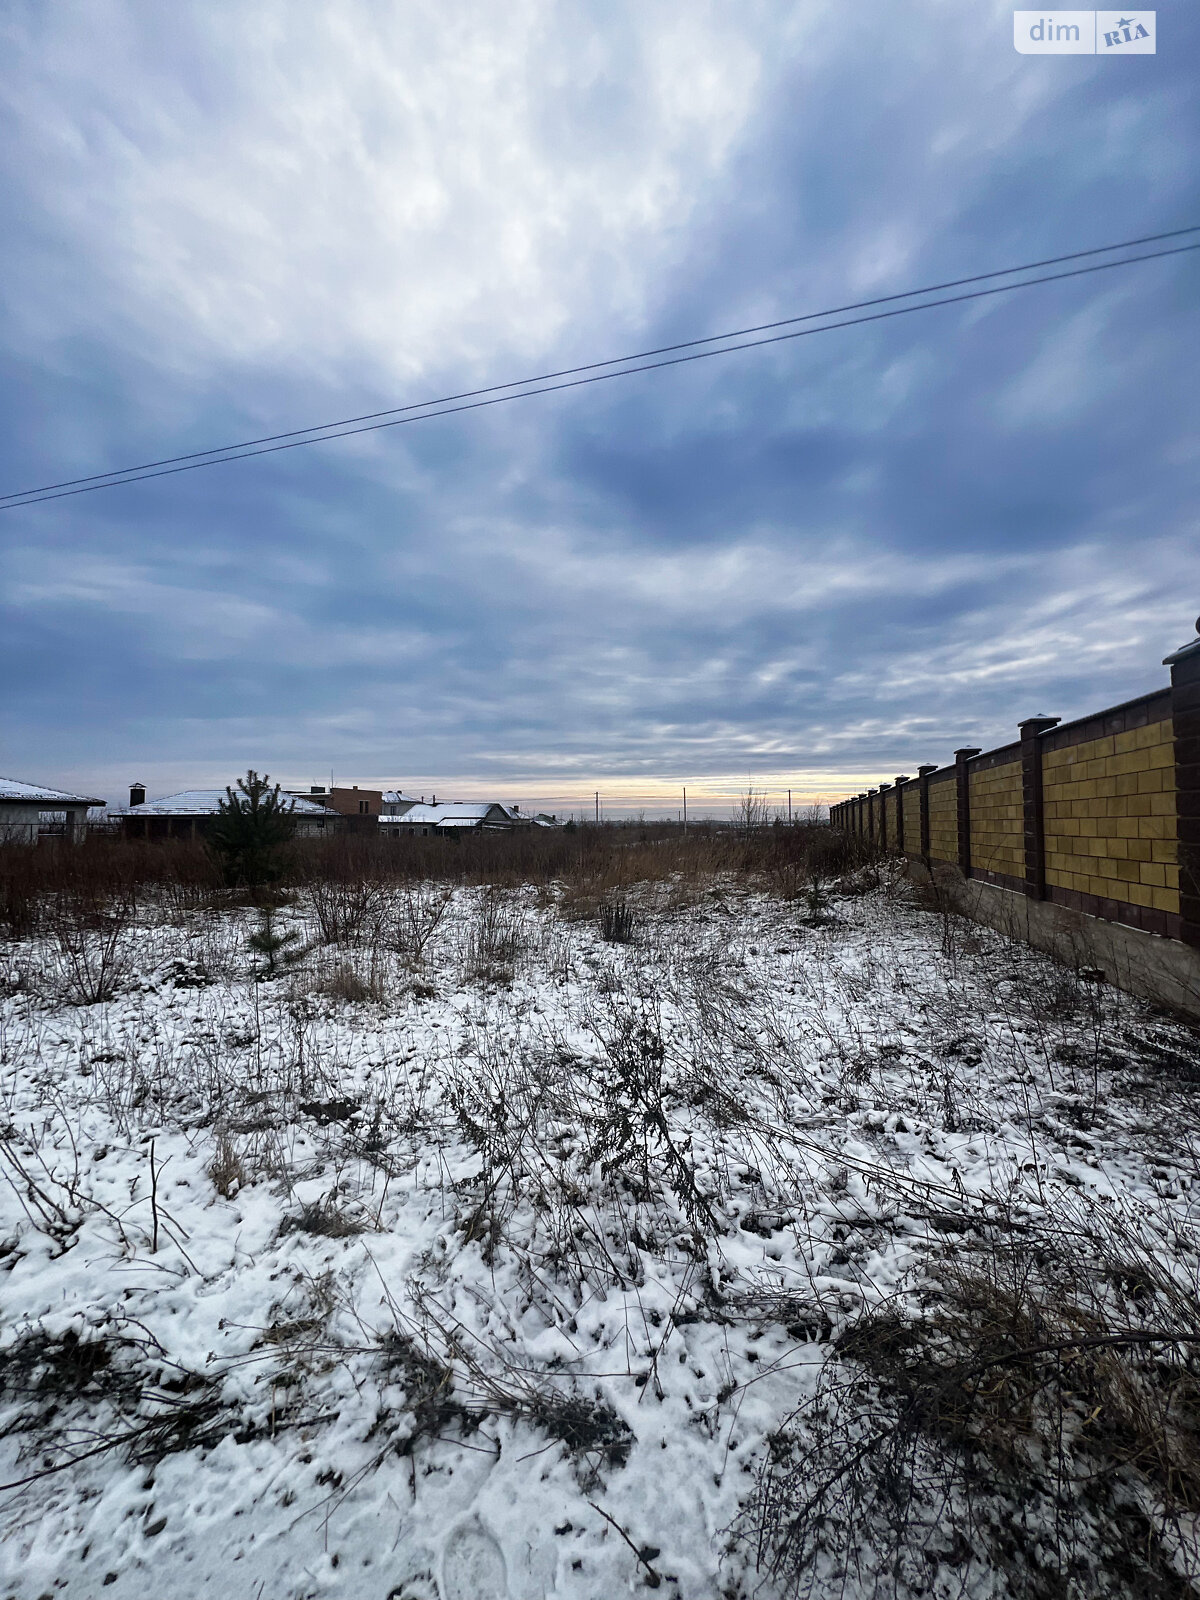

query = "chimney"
[{"left": 129, "top": 783, "right": 146, "bottom": 808}]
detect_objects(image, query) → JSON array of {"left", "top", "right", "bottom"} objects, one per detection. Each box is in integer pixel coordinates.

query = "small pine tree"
[
  {"left": 209, "top": 770, "right": 296, "bottom": 889},
  {"left": 247, "top": 905, "right": 303, "bottom": 976}
]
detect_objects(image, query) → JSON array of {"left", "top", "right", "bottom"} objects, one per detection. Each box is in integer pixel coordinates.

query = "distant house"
[
  {"left": 326, "top": 786, "right": 382, "bottom": 819},
  {"left": 0, "top": 778, "right": 105, "bottom": 844},
  {"left": 280, "top": 783, "right": 558, "bottom": 837},
  {"left": 286, "top": 786, "right": 377, "bottom": 814},
  {"left": 286, "top": 785, "right": 397, "bottom": 831},
  {"left": 380, "top": 802, "right": 526, "bottom": 837},
  {"left": 117, "top": 786, "right": 340, "bottom": 841},
  {"left": 381, "top": 790, "right": 421, "bottom": 816}
]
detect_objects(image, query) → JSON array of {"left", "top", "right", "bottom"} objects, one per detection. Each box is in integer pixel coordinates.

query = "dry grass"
[
  {"left": 745, "top": 1188, "right": 1200, "bottom": 1600},
  {"left": 280, "top": 1193, "right": 367, "bottom": 1238},
  {"left": 46, "top": 893, "right": 137, "bottom": 1004},
  {"left": 12, "top": 820, "right": 1196, "bottom": 1595},
  {"left": 462, "top": 886, "right": 527, "bottom": 981},
  {"left": 206, "top": 1132, "right": 247, "bottom": 1199},
  {"left": 0, "top": 820, "right": 873, "bottom": 938},
  {"left": 312, "top": 962, "right": 386, "bottom": 1004},
  {"left": 598, "top": 900, "right": 636, "bottom": 943}
]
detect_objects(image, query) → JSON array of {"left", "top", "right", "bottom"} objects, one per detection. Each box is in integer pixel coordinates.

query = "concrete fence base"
[{"left": 909, "top": 858, "right": 1200, "bottom": 1021}]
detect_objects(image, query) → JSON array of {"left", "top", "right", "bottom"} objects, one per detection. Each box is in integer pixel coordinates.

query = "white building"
[
  {"left": 379, "top": 802, "right": 525, "bottom": 837},
  {"left": 381, "top": 790, "right": 421, "bottom": 816},
  {"left": 0, "top": 778, "right": 106, "bottom": 844}
]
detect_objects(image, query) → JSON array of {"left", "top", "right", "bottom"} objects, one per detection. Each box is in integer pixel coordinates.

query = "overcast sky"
[{"left": 2, "top": 1, "right": 1197, "bottom": 816}]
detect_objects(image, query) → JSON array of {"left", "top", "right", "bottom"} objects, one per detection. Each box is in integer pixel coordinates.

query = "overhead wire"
[
  {"left": 2, "top": 225, "right": 1197, "bottom": 510},
  {"left": 5, "top": 221, "right": 1197, "bottom": 503}
]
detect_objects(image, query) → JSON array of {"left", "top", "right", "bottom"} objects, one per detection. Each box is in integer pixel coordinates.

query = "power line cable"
[
  {"left": 3, "top": 227, "right": 1197, "bottom": 511},
  {"left": 4, "top": 221, "right": 1196, "bottom": 505}
]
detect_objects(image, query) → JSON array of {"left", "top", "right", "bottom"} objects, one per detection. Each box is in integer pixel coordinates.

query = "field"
[{"left": 2, "top": 830, "right": 1200, "bottom": 1599}]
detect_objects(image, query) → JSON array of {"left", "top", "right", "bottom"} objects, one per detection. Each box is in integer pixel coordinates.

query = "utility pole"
[
  {"left": 594, "top": 791, "right": 599, "bottom": 824},
  {"left": 788, "top": 789, "right": 792, "bottom": 824},
  {"left": 683, "top": 786, "right": 687, "bottom": 834}
]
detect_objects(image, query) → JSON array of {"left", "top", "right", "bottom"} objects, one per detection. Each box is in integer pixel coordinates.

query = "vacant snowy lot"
[{"left": 2, "top": 869, "right": 1200, "bottom": 1599}]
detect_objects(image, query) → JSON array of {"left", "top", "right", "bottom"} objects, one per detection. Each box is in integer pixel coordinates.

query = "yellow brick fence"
[{"left": 830, "top": 626, "right": 1200, "bottom": 951}]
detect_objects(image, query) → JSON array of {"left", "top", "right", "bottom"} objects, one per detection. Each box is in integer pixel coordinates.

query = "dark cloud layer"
[{"left": 1, "top": 1, "right": 1197, "bottom": 813}]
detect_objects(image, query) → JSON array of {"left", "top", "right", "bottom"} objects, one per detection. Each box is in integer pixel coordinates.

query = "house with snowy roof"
[
  {"left": 379, "top": 802, "right": 526, "bottom": 837},
  {"left": 0, "top": 777, "right": 106, "bottom": 844},
  {"left": 114, "top": 785, "right": 340, "bottom": 841},
  {"left": 284, "top": 785, "right": 391, "bottom": 831},
  {"left": 285, "top": 786, "right": 424, "bottom": 823},
  {"left": 381, "top": 790, "right": 421, "bottom": 815}
]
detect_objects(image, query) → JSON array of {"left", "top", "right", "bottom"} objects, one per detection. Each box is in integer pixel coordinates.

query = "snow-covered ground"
[{"left": 1, "top": 875, "right": 1199, "bottom": 1599}]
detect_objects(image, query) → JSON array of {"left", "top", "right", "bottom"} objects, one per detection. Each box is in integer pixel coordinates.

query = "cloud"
[
  {"left": 1, "top": 0, "right": 1198, "bottom": 810},
  {"left": 0, "top": 1, "right": 763, "bottom": 389}
]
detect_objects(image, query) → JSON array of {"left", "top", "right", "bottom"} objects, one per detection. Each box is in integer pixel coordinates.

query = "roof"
[
  {"left": 112, "top": 789, "right": 338, "bottom": 818},
  {"left": 0, "top": 777, "right": 105, "bottom": 806},
  {"left": 381, "top": 790, "right": 421, "bottom": 805},
  {"left": 383, "top": 802, "right": 515, "bottom": 826}
]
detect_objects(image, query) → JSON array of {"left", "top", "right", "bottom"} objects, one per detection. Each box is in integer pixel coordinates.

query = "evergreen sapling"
[
  {"left": 247, "top": 906, "right": 304, "bottom": 977},
  {"left": 209, "top": 769, "right": 297, "bottom": 889}
]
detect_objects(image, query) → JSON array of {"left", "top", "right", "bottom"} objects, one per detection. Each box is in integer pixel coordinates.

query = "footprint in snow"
[{"left": 441, "top": 1521, "right": 508, "bottom": 1600}]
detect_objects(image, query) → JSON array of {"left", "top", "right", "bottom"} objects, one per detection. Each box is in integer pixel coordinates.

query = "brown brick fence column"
[
  {"left": 1020, "top": 715, "right": 1060, "bottom": 900},
  {"left": 878, "top": 782, "right": 891, "bottom": 850},
  {"left": 917, "top": 764, "right": 937, "bottom": 863},
  {"left": 895, "top": 776, "right": 910, "bottom": 856},
  {"left": 955, "top": 748, "right": 981, "bottom": 877},
  {"left": 1165, "top": 624, "right": 1200, "bottom": 948}
]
